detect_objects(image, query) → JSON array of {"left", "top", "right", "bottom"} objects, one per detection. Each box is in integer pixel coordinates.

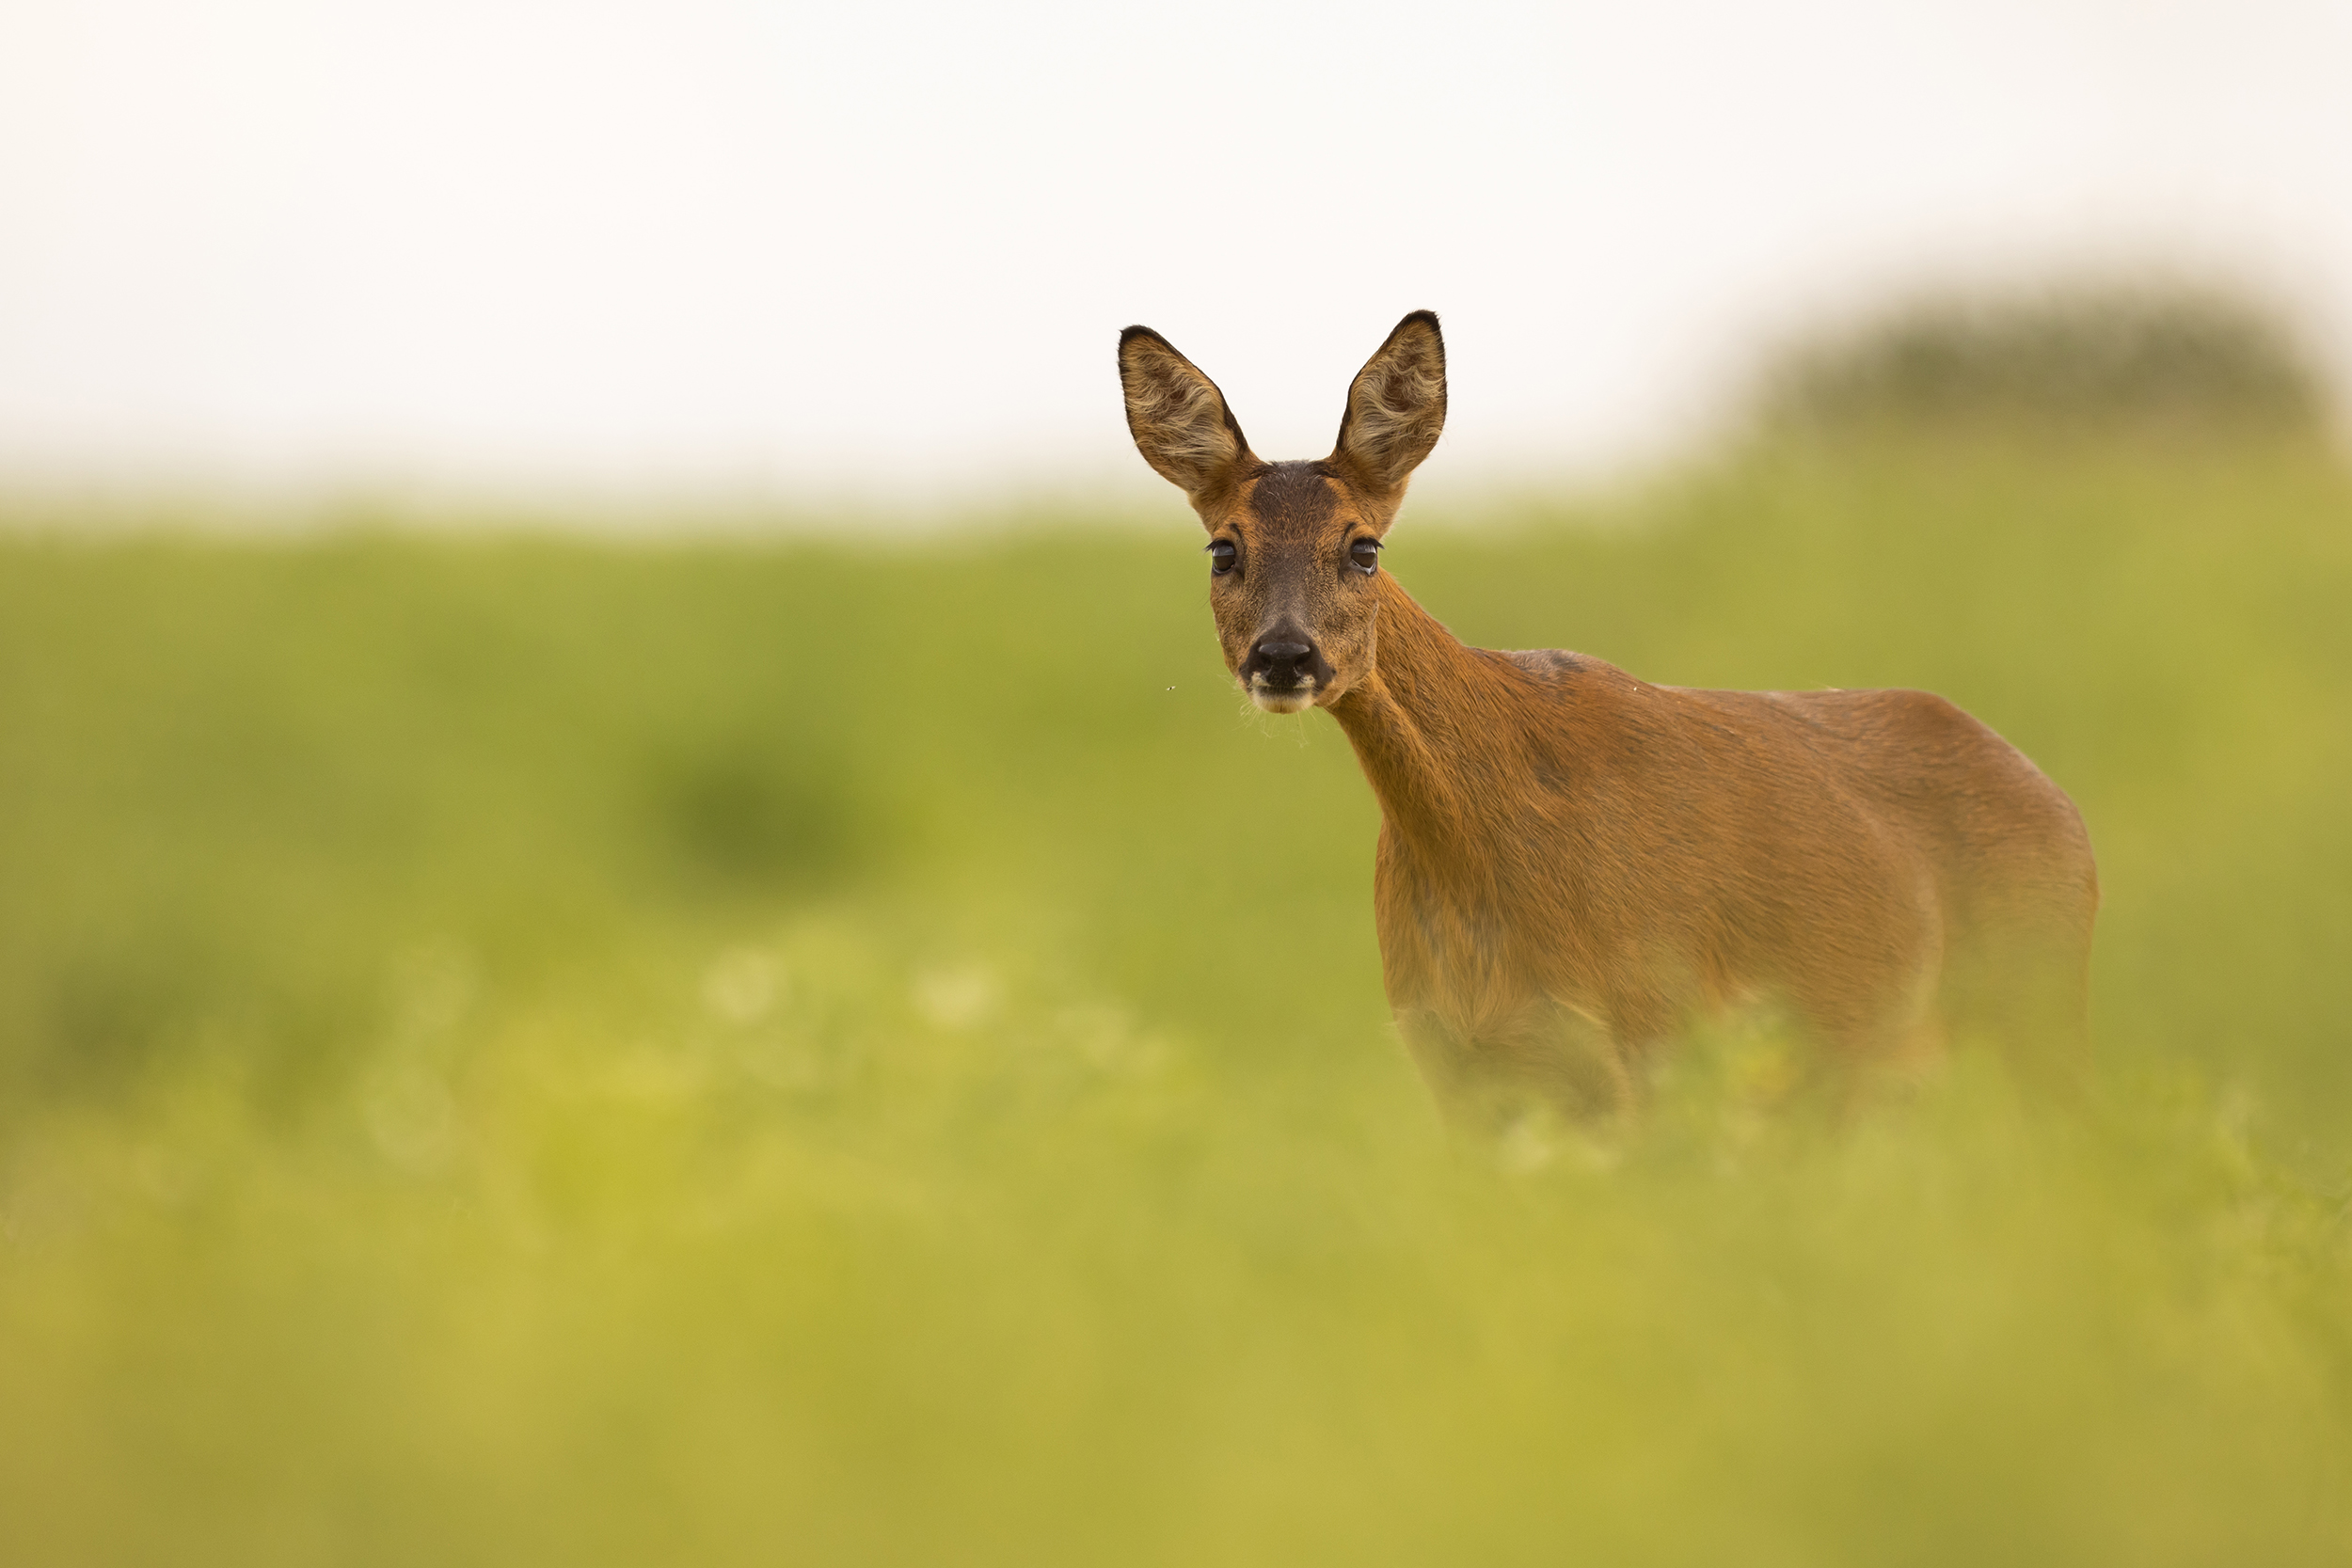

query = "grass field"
[{"left": 2, "top": 428, "right": 2349, "bottom": 1564}]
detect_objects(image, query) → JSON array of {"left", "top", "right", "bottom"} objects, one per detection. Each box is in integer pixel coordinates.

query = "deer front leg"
[{"left": 1395, "top": 1001, "right": 1637, "bottom": 1134}]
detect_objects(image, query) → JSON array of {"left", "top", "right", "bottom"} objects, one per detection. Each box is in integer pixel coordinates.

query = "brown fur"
[{"left": 1117, "top": 311, "right": 2099, "bottom": 1126}]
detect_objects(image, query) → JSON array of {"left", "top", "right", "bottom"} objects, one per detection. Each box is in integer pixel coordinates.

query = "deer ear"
[
  {"left": 1332, "top": 309, "right": 1446, "bottom": 499},
  {"left": 1119, "top": 326, "right": 1253, "bottom": 506}
]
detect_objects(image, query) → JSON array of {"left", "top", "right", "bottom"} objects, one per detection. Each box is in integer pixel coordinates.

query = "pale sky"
[{"left": 3, "top": 0, "right": 2349, "bottom": 510}]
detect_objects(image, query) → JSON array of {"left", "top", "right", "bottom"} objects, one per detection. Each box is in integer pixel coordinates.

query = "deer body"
[{"left": 1119, "top": 312, "right": 2097, "bottom": 1121}]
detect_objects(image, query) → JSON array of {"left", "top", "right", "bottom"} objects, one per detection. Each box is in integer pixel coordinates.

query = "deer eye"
[
  {"left": 1207, "top": 539, "right": 1238, "bottom": 576},
  {"left": 1348, "top": 538, "right": 1381, "bottom": 576}
]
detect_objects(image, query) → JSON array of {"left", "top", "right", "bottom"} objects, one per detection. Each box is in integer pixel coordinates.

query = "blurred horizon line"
[
  {"left": 8, "top": 254, "right": 2348, "bottom": 534},
  {"left": 8, "top": 431, "right": 2348, "bottom": 544}
]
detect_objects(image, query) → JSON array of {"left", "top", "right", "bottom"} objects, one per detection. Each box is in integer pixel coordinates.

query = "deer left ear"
[
  {"left": 1332, "top": 310, "right": 1447, "bottom": 502},
  {"left": 1119, "top": 325, "right": 1255, "bottom": 508}
]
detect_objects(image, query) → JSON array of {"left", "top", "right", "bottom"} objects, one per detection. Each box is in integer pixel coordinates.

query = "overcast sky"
[{"left": 3, "top": 0, "right": 2349, "bottom": 509}]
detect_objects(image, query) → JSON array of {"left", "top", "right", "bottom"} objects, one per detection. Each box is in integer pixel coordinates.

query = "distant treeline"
[{"left": 1758, "top": 278, "right": 2331, "bottom": 432}]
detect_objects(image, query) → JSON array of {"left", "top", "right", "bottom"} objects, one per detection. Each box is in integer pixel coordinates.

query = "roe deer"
[{"left": 1118, "top": 310, "right": 2098, "bottom": 1124}]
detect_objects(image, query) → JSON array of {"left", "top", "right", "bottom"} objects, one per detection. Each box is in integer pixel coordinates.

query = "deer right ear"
[
  {"left": 1119, "top": 326, "right": 1253, "bottom": 507},
  {"left": 1332, "top": 309, "right": 1447, "bottom": 503}
]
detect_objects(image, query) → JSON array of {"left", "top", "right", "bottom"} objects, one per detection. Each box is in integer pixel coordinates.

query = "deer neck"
[{"left": 1327, "top": 574, "right": 1530, "bottom": 860}]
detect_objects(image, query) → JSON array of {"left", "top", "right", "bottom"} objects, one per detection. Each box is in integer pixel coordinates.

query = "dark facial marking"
[{"left": 1248, "top": 461, "right": 1340, "bottom": 539}]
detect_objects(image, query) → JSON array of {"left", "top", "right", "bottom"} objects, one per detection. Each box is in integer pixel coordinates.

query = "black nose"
[{"left": 1248, "top": 639, "right": 1317, "bottom": 685}]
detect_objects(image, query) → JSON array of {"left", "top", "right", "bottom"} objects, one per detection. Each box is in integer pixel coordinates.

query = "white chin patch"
[{"left": 1249, "top": 684, "right": 1317, "bottom": 714}]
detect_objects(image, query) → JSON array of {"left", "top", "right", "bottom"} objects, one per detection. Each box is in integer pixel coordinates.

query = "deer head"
[{"left": 1118, "top": 311, "right": 1448, "bottom": 713}]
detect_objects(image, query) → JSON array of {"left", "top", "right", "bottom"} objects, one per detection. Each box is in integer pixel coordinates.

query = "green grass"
[{"left": 2, "top": 430, "right": 2349, "bottom": 1564}]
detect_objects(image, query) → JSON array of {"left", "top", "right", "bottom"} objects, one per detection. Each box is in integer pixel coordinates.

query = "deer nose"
[{"left": 1248, "top": 639, "right": 1318, "bottom": 684}]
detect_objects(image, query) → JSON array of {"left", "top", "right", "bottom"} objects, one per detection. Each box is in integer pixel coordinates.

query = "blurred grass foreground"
[{"left": 5, "top": 287, "right": 2352, "bottom": 1565}]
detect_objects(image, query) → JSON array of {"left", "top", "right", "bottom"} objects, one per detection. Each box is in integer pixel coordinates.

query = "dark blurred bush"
[
  {"left": 647, "top": 737, "right": 874, "bottom": 895},
  {"left": 1758, "top": 279, "right": 2331, "bottom": 433}
]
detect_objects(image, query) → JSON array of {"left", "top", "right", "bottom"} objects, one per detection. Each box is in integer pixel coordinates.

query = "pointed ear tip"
[
  {"left": 1119, "top": 325, "right": 1166, "bottom": 349},
  {"left": 1399, "top": 309, "right": 1441, "bottom": 334}
]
